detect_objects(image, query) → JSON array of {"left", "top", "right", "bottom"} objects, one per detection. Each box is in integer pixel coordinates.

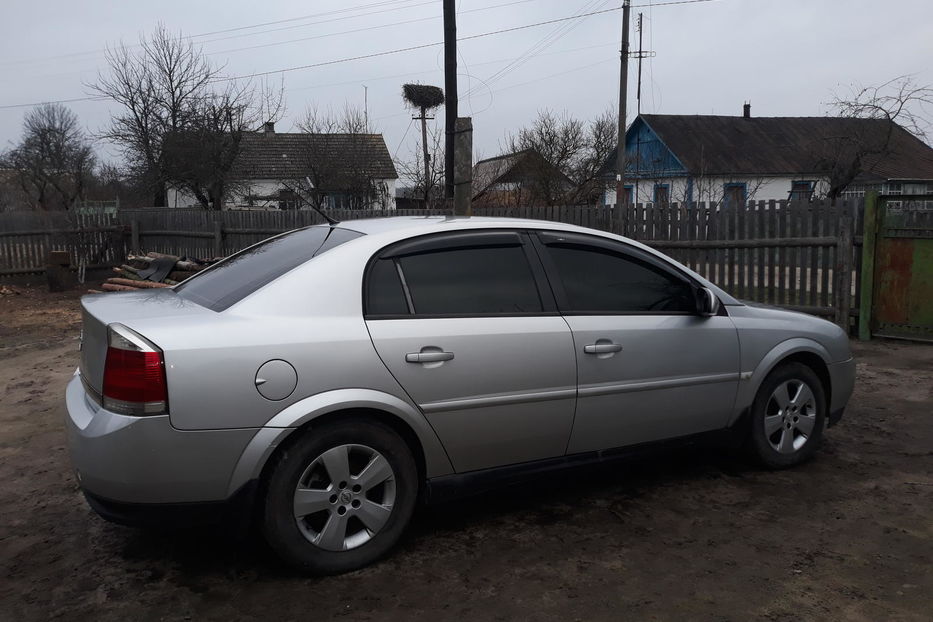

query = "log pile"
[{"left": 89, "top": 252, "right": 221, "bottom": 294}]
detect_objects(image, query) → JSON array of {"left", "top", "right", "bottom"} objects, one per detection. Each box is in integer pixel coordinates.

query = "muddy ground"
[{"left": 1, "top": 283, "right": 931, "bottom": 621}]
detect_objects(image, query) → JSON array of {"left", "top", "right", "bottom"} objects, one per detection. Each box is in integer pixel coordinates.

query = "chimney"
[
  {"left": 743, "top": 102, "right": 751, "bottom": 118},
  {"left": 263, "top": 121, "right": 275, "bottom": 134}
]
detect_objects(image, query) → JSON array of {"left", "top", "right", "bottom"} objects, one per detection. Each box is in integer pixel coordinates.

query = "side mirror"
[{"left": 696, "top": 287, "right": 720, "bottom": 317}]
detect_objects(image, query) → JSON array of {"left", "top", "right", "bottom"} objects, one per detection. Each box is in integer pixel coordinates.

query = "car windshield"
[{"left": 175, "top": 225, "right": 363, "bottom": 311}]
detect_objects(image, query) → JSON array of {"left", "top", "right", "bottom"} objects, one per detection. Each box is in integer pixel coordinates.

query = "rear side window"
[
  {"left": 545, "top": 244, "right": 695, "bottom": 314},
  {"left": 398, "top": 245, "right": 542, "bottom": 315},
  {"left": 366, "top": 258, "right": 410, "bottom": 315},
  {"left": 176, "top": 226, "right": 362, "bottom": 311}
]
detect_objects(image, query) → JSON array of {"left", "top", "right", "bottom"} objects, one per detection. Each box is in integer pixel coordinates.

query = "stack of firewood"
[{"left": 89, "top": 252, "right": 221, "bottom": 294}]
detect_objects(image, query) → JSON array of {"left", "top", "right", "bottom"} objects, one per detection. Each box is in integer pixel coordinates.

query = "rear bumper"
[
  {"left": 827, "top": 357, "right": 856, "bottom": 427},
  {"left": 83, "top": 481, "right": 258, "bottom": 529},
  {"left": 64, "top": 372, "right": 259, "bottom": 506}
]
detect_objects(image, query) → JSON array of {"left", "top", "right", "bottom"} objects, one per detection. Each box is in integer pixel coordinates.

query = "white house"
[
  {"left": 602, "top": 107, "right": 933, "bottom": 206},
  {"left": 168, "top": 123, "right": 398, "bottom": 210}
]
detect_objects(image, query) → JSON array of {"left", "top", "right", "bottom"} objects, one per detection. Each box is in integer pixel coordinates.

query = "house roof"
[
  {"left": 603, "top": 114, "right": 933, "bottom": 181},
  {"left": 234, "top": 131, "right": 398, "bottom": 181},
  {"left": 472, "top": 149, "right": 573, "bottom": 199}
]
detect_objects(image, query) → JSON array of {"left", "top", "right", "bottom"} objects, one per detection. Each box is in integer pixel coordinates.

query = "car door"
[
  {"left": 364, "top": 230, "right": 577, "bottom": 473},
  {"left": 533, "top": 231, "right": 741, "bottom": 454}
]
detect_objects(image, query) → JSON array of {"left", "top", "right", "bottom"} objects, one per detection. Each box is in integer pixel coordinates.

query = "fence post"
[
  {"left": 858, "top": 192, "right": 879, "bottom": 340},
  {"left": 213, "top": 220, "right": 223, "bottom": 258},
  {"left": 835, "top": 206, "right": 854, "bottom": 332}
]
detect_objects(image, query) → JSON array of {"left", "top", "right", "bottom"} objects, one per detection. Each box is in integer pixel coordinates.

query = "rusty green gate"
[{"left": 859, "top": 193, "right": 933, "bottom": 342}]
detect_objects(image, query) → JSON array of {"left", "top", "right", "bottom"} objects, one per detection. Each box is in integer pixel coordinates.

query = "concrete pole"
[
  {"left": 453, "top": 117, "right": 472, "bottom": 217},
  {"left": 615, "top": 0, "right": 631, "bottom": 207}
]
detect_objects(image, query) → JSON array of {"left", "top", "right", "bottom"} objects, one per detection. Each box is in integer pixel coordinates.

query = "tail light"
[{"left": 102, "top": 323, "right": 168, "bottom": 416}]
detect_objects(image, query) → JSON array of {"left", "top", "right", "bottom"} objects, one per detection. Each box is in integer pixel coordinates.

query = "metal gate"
[{"left": 860, "top": 193, "right": 933, "bottom": 342}]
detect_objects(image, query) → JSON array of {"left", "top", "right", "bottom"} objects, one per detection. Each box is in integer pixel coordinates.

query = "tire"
[
  {"left": 261, "top": 417, "right": 418, "bottom": 574},
  {"left": 747, "top": 362, "right": 827, "bottom": 469}
]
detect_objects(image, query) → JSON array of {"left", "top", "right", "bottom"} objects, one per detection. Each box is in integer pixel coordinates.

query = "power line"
[
  {"left": 213, "top": 4, "right": 627, "bottom": 84},
  {"left": 0, "top": 0, "right": 721, "bottom": 110},
  {"left": 0, "top": 0, "right": 433, "bottom": 67}
]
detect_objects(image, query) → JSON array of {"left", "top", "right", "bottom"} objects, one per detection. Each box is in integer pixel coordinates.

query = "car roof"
[{"left": 336, "top": 215, "right": 591, "bottom": 236}]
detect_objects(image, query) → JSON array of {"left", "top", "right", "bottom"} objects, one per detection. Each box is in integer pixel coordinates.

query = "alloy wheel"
[
  {"left": 763, "top": 379, "right": 818, "bottom": 454},
  {"left": 293, "top": 443, "right": 396, "bottom": 552}
]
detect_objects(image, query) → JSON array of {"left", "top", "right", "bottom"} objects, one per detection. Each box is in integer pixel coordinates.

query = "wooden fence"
[{"left": 0, "top": 199, "right": 863, "bottom": 330}]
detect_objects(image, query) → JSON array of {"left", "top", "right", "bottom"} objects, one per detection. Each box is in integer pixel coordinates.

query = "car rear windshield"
[{"left": 175, "top": 225, "right": 363, "bottom": 311}]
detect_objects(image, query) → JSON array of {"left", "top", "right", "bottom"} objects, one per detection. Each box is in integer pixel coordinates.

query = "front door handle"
[
  {"left": 584, "top": 342, "right": 623, "bottom": 355},
  {"left": 405, "top": 351, "right": 455, "bottom": 363}
]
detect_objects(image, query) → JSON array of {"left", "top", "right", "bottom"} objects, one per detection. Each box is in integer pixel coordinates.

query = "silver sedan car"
[{"left": 65, "top": 216, "right": 855, "bottom": 573}]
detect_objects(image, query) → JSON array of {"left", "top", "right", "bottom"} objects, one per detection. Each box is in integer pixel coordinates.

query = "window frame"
[
  {"left": 722, "top": 182, "right": 747, "bottom": 207},
  {"left": 362, "top": 229, "right": 558, "bottom": 320},
  {"left": 530, "top": 231, "right": 706, "bottom": 317},
  {"left": 653, "top": 183, "right": 670, "bottom": 204},
  {"left": 788, "top": 179, "right": 815, "bottom": 202}
]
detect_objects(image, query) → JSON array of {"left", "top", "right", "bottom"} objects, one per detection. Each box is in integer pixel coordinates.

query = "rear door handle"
[
  {"left": 584, "top": 343, "right": 623, "bottom": 354},
  {"left": 405, "top": 351, "right": 455, "bottom": 363}
]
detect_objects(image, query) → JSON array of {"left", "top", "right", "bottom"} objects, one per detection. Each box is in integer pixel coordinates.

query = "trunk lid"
[{"left": 79, "top": 289, "right": 213, "bottom": 394}]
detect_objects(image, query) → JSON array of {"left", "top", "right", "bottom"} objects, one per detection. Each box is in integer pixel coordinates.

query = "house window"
[
  {"left": 653, "top": 183, "right": 670, "bottom": 204},
  {"left": 617, "top": 184, "right": 634, "bottom": 205},
  {"left": 723, "top": 182, "right": 747, "bottom": 207},
  {"left": 789, "top": 180, "right": 814, "bottom": 202},
  {"left": 886, "top": 182, "right": 903, "bottom": 195}
]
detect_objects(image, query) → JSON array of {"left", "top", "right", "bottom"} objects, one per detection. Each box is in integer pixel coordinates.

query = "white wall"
[
  {"left": 603, "top": 175, "right": 832, "bottom": 206},
  {"left": 168, "top": 178, "right": 397, "bottom": 210}
]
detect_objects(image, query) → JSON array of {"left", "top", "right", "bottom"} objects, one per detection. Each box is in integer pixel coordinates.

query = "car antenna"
[{"left": 300, "top": 176, "right": 340, "bottom": 227}]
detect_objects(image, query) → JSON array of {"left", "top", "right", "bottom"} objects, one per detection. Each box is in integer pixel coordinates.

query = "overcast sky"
[{"left": 2, "top": 0, "right": 932, "bottom": 173}]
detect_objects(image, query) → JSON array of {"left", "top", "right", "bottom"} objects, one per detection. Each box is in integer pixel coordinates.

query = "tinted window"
[
  {"left": 366, "top": 258, "right": 409, "bottom": 315},
  {"left": 547, "top": 245, "right": 694, "bottom": 313},
  {"left": 399, "top": 246, "right": 542, "bottom": 315},
  {"left": 176, "top": 226, "right": 363, "bottom": 312}
]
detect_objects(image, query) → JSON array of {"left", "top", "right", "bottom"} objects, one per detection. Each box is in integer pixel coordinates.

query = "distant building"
[
  {"left": 601, "top": 107, "right": 933, "bottom": 206},
  {"left": 168, "top": 123, "right": 398, "bottom": 210},
  {"left": 472, "top": 149, "right": 574, "bottom": 208}
]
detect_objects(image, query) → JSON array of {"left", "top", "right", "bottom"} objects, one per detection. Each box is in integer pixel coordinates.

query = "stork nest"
[{"left": 402, "top": 83, "right": 445, "bottom": 110}]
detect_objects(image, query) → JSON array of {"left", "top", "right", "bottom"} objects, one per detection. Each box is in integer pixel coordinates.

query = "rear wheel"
[
  {"left": 748, "top": 362, "right": 826, "bottom": 469},
  {"left": 261, "top": 418, "right": 418, "bottom": 574}
]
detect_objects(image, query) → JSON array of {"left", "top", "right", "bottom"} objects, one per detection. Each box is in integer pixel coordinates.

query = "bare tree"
[
  {"left": 504, "top": 109, "right": 617, "bottom": 206},
  {"left": 163, "top": 80, "right": 285, "bottom": 210},
  {"left": 820, "top": 75, "right": 933, "bottom": 198},
  {"left": 89, "top": 24, "right": 220, "bottom": 206},
  {"left": 396, "top": 125, "right": 445, "bottom": 208},
  {"left": 287, "top": 103, "right": 386, "bottom": 210},
  {"left": 1, "top": 103, "right": 95, "bottom": 210}
]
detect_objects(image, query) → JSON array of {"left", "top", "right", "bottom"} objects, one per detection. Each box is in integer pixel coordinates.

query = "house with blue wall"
[{"left": 601, "top": 107, "right": 933, "bottom": 206}]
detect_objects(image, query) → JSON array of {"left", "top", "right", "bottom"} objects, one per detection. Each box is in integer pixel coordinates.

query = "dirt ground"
[{"left": 1, "top": 283, "right": 931, "bottom": 622}]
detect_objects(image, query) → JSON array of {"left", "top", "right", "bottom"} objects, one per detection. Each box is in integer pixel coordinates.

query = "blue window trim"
[
  {"left": 723, "top": 182, "right": 747, "bottom": 206},
  {"left": 623, "top": 184, "right": 634, "bottom": 203},
  {"left": 686, "top": 178, "right": 694, "bottom": 205},
  {"left": 653, "top": 183, "right": 670, "bottom": 202},
  {"left": 788, "top": 179, "right": 815, "bottom": 201}
]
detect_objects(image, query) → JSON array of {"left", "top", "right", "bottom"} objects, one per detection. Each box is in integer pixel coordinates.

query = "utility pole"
[
  {"left": 413, "top": 106, "right": 434, "bottom": 204},
  {"left": 443, "top": 0, "right": 458, "bottom": 202},
  {"left": 363, "top": 85, "right": 369, "bottom": 130},
  {"left": 615, "top": 0, "right": 631, "bottom": 207}
]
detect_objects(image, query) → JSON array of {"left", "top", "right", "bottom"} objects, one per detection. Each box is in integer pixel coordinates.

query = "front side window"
[
  {"left": 398, "top": 245, "right": 542, "bottom": 315},
  {"left": 544, "top": 243, "right": 695, "bottom": 314}
]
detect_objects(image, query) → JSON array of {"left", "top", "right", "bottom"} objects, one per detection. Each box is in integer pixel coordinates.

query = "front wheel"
[
  {"left": 747, "top": 362, "right": 826, "bottom": 469},
  {"left": 261, "top": 418, "right": 418, "bottom": 574}
]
